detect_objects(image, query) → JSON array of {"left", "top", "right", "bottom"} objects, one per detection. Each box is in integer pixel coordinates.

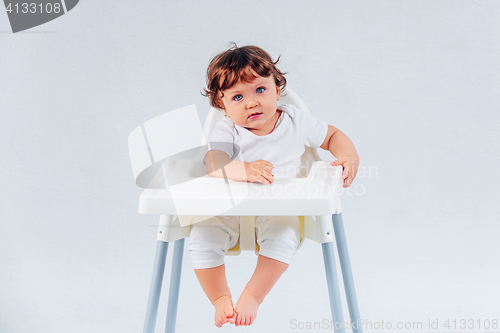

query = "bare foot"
[
  {"left": 213, "top": 295, "right": 236, "bottom": 327},
  {"left": 234, "top": 291, "right": 261, "bottom": 326}
]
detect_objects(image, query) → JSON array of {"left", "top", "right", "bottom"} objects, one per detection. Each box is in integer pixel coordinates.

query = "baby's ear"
[
  {"left": 218, "top": 94, "right": 227, "bottom": 110},
  {"left": 276, "top": 86, "right": 281, "bottom": 101},
  {"left": 215, "top": 98, "right": 225, "bottom": 110}
]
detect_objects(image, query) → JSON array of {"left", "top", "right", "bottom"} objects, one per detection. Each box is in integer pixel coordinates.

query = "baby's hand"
[
  {"left": 245, "top": 160, "right": 274, "bottom": 185},
  {"left": 331, "top": 155, "right": 359, "bottom": 188}
]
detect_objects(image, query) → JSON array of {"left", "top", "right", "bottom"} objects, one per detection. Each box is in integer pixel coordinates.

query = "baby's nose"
[{"left": 247, "top": 99, "right": 258, "bottom": 108}]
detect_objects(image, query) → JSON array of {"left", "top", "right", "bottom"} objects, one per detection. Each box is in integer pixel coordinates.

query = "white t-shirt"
[{"left": 204, "top": 104, "right": 329, "bottom": 178}]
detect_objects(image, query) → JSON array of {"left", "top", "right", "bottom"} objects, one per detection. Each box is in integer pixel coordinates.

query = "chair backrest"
[
  {"left": 202, "top": 88, "right": 321, "bottom": 177},
  {"left": 128, "top": 104, "right": 206, "bottom": 188}
]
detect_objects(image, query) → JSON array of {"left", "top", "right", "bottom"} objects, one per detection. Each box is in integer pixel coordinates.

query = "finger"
[
  {"left": 331, "top": 157, "right": 347, "bottom": 166},
  {"left": 350, "top": 166, "right": 358, "bottom": 180},
  {"left": 342, "top": 169, "right": 349, "bottom": 180},
  {"left": 344, "top": 174, "right": 353, "bottom": 187},
  {"left": 264, "top": 164, "right": 273, "bottom": 172},
  {"left": 264, "top": 170, "right": 274, "bottom": 182},
  {"left": 261, "top": 174, "right": 272, "bottom": 185}
]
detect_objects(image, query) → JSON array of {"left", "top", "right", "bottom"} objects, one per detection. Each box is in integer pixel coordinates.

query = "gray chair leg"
[
  {"left": 332, "top": 213, "right": 363, "bottom": 333},
  {"left": 322, "top": 242, "right": 346, "bottom": 333},
  {"left": 165, "top": 238, "right": 184, "bottom": 333},
  {"left": 143, "top": 240, "right": 169, "bottom": 333}
]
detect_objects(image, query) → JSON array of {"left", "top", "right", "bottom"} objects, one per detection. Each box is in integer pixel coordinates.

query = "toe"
[
  {"left": 215, "top": 314, "right": 224, "bottom": 327},
  {"left": 224, "top": 309, "right": 234, "bottom": 320}
]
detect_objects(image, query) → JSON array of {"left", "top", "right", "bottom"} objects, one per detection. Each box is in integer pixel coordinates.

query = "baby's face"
[{"left": 221, "top": 71, "right": 281, "bottom": 136}]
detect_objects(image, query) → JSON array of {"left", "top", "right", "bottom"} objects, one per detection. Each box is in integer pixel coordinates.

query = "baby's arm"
[
  {"left": 206, "top": 150, "right": 274, "bottom": 185},
  {"left": 320, "top": 125, "right": 360, "bottom": 188}
]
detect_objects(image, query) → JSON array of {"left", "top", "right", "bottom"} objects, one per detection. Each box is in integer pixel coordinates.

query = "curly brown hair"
[{"left": 202, "top": 43, "right": 287, "bottom": 109}]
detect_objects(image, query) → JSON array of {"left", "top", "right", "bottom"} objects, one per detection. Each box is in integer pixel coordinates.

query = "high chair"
[{"left": 128, "top": 89, "right": 363, "bottom": 333}]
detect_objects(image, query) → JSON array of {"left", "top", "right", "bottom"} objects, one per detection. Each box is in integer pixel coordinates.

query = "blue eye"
[
  {"left": 233, "top": 94, "right": 243, "bottom": 101},
  {"left": 256, "top": 87, "right": 265, "bottom": 93}
]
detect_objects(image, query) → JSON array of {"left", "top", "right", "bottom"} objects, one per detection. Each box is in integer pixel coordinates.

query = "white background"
[{"left": 1, "top": 1, "right": 499, "bottom": 332}]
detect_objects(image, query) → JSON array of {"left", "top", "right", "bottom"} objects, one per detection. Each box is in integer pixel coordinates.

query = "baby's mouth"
[{"left": 248, "top": 112, "right": 262, "bottom": 119}]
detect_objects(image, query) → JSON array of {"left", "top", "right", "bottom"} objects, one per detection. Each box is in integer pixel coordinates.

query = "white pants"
[{"left": 187, "top": 216, "right": 300, "bottom": 269}]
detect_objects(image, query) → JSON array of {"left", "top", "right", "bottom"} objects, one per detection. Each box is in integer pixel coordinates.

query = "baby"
[{"left": 187, "top": 44, "right": 359, "bottom": 327}]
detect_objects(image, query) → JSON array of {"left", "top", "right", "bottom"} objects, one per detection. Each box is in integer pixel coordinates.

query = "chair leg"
[
  {"left": 143, "top": 240, "right": 169, "bottom": 333},
  {"left": 322, "top": 242, "right": 346, "bottom": 333},
  {"left": 332, "top": 213, "right": 363, "bottom": 333},
  {"left": 164, "top": 238, "right": 184, "bottom": 333}
]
